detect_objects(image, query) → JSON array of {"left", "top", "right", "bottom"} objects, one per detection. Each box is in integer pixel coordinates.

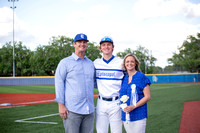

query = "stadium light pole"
[{"left": 8, "top": 0, "right": 18, "bottom": 77}]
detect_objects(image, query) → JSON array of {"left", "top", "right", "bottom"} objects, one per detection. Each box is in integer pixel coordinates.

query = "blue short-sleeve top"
[{"left": 120, "top": 71, "right": 151, "bottom": 121}]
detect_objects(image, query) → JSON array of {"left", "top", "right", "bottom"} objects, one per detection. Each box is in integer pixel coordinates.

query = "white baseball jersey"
[{"left": 94, "top": 56, "right": 124, "bottom": 97}]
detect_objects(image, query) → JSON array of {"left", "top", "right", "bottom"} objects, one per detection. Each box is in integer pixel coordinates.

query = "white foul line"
[
  {"left": 15, "top": 113, "right": 59, "bottom": 124},
  {"left": 0, "top": 100, "right": 55, "bottom": 109},
  {"left": 13, "top": 100, "right": 54, "bottom": 105}
]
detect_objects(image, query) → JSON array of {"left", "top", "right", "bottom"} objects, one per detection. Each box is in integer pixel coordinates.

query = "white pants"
[
  {"left": 96, "top": 98, "right": 122, "bottom": 133},
  {"left": 123, "top": 118, "right": 147, "bottom": 133}
]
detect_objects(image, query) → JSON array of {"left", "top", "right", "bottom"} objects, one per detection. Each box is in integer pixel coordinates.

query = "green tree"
[
  {"left": 15, "top": 42, "right": 33, "bottom": 76},
  {"left": 163, "top": 65, "right": 187, "bottom": 73},
  {"left": 163, "top": 65, "right": 174, "bottom": 73},
  {"left": 0, "top": 42, "right": 13, "bottom": 76},
  {"left": 168, "top": 33, "right": 200, "bottom": 72},
  {"left": 151, "top": 66, "right": 163, "bottom": 74},
  {"left": 85, "top": 42, "right": 101, "bottom": 61},
  {"left": 30, "top": 45, "right": 47, "bottom": 76},
  {"left": 0, "top": 42, "right": 32, "bottom": 76},
  {"left": 116, "top": 46, "right": 157, "bottom": 74}
]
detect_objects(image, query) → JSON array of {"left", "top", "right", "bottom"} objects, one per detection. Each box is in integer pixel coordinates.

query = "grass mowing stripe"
[
  {"left": 151, "top": 83, "right": 199, "bottom": 90},
  {"left": 0, "top": 85, "right": 55, "bottom": 93}
]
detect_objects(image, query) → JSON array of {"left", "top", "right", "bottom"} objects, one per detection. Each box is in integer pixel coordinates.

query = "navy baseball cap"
[
  {"left": 100, "top": 36, "right": 113, "bottom": 44},
  {"left": 74, "top": 33, "right": 89, "bottom": 42}
]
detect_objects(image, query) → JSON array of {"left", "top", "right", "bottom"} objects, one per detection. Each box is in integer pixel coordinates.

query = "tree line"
[
  {"left": 167, "top": 33, "right": 200, "bottom": 73},
  {"left": 0, "top": 33, "right": 199, "bottom": 76}
]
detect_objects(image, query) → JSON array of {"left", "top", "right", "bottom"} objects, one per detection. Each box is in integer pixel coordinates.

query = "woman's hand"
[{"left": 123, "top": 105, "right": 136, "bottom": 113}]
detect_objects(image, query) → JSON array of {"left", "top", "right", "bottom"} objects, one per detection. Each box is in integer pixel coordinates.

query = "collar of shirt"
[
  {"left": 72, "top": 52, "right": 87, "bottom": 60},
  {"left": 102, "top": 55, "right": 115, "bottom": 64}
]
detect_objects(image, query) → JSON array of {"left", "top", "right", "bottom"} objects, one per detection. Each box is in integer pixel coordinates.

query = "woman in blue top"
[{"left": 120, "top": 54, "right": 151, "bottom": 133}]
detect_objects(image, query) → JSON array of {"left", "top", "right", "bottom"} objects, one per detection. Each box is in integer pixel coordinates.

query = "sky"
[{"left": 0, "top": 0, "right": 200, "bottom": 68}]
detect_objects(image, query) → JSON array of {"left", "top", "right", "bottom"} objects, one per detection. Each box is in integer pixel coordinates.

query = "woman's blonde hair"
[{"left": 122, "top": 53, "right": 141, "bottom": 72}]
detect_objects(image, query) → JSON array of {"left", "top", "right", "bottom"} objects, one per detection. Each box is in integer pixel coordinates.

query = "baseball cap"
[
  {"left": 100, "top": 36, "right": 113, "bottom": 44},
  {"left": 74, "top": 33, "right": 89, "bottom": 42}
]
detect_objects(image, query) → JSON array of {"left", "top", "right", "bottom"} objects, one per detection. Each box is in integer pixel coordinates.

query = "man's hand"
[{"left": 58, "top": 103, "right": 69, "bottom": 120}]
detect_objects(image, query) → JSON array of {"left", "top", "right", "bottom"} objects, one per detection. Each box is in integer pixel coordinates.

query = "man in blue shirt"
[{"left": 55, "top": 33, "right": 96, "bottom": 133}]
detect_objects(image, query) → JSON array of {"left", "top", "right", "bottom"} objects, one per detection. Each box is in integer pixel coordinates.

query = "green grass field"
[{"left": 0, "top": 83, "right": 200, "bottom": 133}]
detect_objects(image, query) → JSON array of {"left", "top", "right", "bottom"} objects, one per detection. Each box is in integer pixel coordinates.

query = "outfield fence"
[
  {"left": 0, "top": 73, "right": 199, "bottom": 85},
  {"left": 146, "top": 73, "right": 200, "bottom": 83},
  {"left": 0, "top": 76, "right": 54, "bottom": 85}
]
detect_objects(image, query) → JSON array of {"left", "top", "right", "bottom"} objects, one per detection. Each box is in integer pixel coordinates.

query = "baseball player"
[{"left": 94, "top": 36, "right": 124, "bottom": 133}]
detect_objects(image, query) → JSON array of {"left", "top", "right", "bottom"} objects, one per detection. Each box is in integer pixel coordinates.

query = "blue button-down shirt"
[{"left": 55, "top": 53, "right": 95, "bottom": 114}]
